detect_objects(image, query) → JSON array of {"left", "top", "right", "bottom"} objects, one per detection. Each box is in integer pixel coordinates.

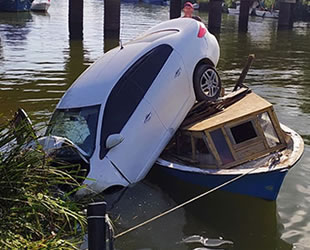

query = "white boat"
[
  {"left": 228, "top": 1, "right": 279, "bottom": 19},
  {"left": 31, "top": 0, "right": 50, "bottom": 12},
  {"left": 193, "top": 3, "right": 199, "bottom": 10},
  {"left": 255, "top": 9, "right": 279, "bottom": 19}
]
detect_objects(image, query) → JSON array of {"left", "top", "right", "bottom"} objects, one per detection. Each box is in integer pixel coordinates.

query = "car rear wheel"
[{"left": 193, "top": 64, "right": 221, "bottom": 101}]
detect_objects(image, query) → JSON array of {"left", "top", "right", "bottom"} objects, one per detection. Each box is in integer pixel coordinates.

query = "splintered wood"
[{"left": 181, "top": 87, "right": 251, "bottom": 129}]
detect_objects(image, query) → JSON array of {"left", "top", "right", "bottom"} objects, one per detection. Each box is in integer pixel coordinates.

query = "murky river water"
[{"left": 1, "top": 1, "right": 310, "bottom": 249}]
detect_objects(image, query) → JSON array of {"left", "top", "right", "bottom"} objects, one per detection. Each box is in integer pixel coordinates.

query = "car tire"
[{"left": 193, "top": 64, "right": 222, "bottom": 102}]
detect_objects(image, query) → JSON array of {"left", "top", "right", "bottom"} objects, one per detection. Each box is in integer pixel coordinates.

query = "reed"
[{"left": 0, "top": 115, "right": 91, "bottom": 249}]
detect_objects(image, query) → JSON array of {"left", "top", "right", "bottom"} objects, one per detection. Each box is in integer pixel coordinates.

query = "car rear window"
[{"left": 100, "top": 44, "right": 173, "bottom": 159}]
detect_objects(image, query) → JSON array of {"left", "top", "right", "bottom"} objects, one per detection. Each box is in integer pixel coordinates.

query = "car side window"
[{"left": 100, "top": 44, "right": 173, "bottom": 159}]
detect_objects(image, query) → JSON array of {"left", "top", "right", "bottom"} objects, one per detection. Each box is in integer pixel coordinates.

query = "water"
[{"left": 1, "top": 1, "right": 310, "bottom": 249}]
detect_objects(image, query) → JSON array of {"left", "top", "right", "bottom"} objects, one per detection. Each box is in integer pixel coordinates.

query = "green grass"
[{"left": 0, "top": 115, "right": 93, "bottom": 249}]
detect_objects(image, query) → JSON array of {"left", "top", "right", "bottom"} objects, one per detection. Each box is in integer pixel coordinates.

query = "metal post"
[
  {"left": 170, "top": 0, "right": 182, "bottom": 19},
  {"left": 87, "top": 202, "right": 107, "bottom": 250},
  {"left": 69, "top": 0, "right": 83, "bottom": 40},
  {"left": 238, "top": 0, "right": 251, "bottom": 32},
  {"left": 208, "top": 0, "right": 223, "bottom": 34},
  {"left": 104, "top": 0, "right": 120, "bottom": 52}
]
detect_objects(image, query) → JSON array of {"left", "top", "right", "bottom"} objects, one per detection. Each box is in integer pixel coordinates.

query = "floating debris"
[
  {"left": 181, "top": 235, "right": 233, "bottom": 248},
  {"left": 193, "top": 248, "right": 224, "bottom": 250}
]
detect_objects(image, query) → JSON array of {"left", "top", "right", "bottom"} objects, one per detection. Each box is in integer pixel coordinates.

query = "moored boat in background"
[
  {"left": 0, "top": 0, "right": 33, "bottom": 12},
  {"left": 31, "top": 0, "right": 50, "bottom": 12}
]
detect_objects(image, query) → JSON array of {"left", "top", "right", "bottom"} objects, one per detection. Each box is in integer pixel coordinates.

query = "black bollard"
[
  {"left": 69, "top": 0, "right": 83, "bottom": 40},
  {"left": 278, "top": 0, "right": 295, "bottom": 29},
  {"left": 87, "top": 202, "right": 107, "bottom": 250},
  {"left": 208, "top": 0, "right": 223, "bottom": 34},
  {"left": 170, "top": 0, "right": 182, "bottom": 19},
  {"left": 238, "top": 0, "right": 251, "bottom": 32},
  {"left": 104, "top": 0, "right": 120, "bottom": 52}
]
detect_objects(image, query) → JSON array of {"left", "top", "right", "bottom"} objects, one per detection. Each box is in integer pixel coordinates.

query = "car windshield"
[{"left": 47, "top": 105, "right": 100, "bottom": 157}]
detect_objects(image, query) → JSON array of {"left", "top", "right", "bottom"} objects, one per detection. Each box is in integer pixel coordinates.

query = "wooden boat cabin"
[{"left": 164, "top": 91, "right": 287, "bottom": 169}]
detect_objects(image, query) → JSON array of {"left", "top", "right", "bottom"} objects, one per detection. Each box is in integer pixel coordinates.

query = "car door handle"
[{"left": 144, "top": 112, "right": 152, "bottom": 123}]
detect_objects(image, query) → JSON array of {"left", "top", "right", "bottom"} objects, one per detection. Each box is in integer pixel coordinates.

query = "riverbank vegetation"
[{"left": 0, "top": 115, "right": 91, "bottom": 249}]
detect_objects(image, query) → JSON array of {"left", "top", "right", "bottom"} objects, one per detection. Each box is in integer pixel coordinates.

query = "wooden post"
[
  {"left": 170, "top": 0, "right": 182, "bottom": 19},
  {"left": 278, "top": 0, "right": 296, "bottom": 29},
  {"left": 233, "top": 54, "right": 255, "bottom": 91},
  {"left": 104, "top": 0, "right": 121, "bottom": 52},
  {"left": 69, "top": 0, "right": 83, "bottom": 40},
  {"left": 208, "top": 0, "right": 223, "bottom": 34},
  {"left": 238, "top": 0, "right": 251, "bottom": 32}
]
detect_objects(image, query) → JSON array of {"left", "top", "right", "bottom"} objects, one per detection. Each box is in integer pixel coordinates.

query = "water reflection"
[
  {"left": 104, "top": 37, "right": 120, "bottom": 53},
  {"left": 0, "top": 37, "right": 2, "bottom": 62},
  {"left": 102, "top": 167, "right": 293, "bottom": 250},
  {"left": 31, "top": 10, "right": 51, "bottom": 17},
  {"left": 105, "top": 181, "right": 187, "bottom": 250},
  {"left": 65, "top": 40, "right": 89, "bottom": 85},
  {"left": 148, "top": 166, "right": 293, "bottom": 250},
  {"left": 0, "top": 12, "right": 32, "bottom": 46}
]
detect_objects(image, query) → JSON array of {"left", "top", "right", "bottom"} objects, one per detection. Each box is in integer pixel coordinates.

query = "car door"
[
  {"left": 106, "top": 97, "right": 167, "bottom": 182},
  {"left": 143, "top": 50, "right": 193, "bottom": 130},
  {"left": 99, "top": 44, "right": 174, "bottom": 182}
]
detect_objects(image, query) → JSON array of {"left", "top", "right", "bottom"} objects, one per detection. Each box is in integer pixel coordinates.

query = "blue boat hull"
[
  {"left": 0, "top": 0, "right": 32, "bottom": 12},
  {"left": 157, "top": 165, "right": 289, "bottom": 200}
]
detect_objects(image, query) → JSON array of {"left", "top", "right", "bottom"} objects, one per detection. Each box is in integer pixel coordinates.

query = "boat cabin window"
[
  {"left": 194, "top": 137, "right": 217, "bottom": 166},
  {"left": 258, "top": 112, "right": 280, "bottom": 148},
  {"left": 167, "top": 133, "right": 217, "bottom": 167},
  {"left": 100, "top": 44, "right": 173, "bottom": 159},
  {"left": 177, "top": 133, "right": 192, "bottom": 158},
  {"left": 230, "top": 120, "right": 257, "bottom": 144},
  {"left": 47, "top": 105, "right": 100, "bottom": 157},
  {"left": 210, "top": 129, "right": 234, "bottom": 165}
]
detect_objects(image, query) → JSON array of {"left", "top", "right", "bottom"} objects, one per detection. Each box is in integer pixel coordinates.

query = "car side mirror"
[{"left": 106, "top": 134, "right": 124, "bottom": 149}]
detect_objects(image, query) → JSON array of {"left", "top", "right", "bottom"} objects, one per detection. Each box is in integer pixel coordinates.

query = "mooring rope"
[{"left": 114, "top": 166, "right": 260, "bottom": 239}]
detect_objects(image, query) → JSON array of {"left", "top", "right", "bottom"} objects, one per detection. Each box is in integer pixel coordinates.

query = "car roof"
[
  {"left": 57, "top": 42, "right": 154, "bottom": 109},
  {"left": 57, "top": 18, "right": 200, "bottom": 109}
]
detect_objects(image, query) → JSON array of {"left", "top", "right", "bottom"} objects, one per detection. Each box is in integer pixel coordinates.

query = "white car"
[{"left": 45, "top": 18, "right": 220, "bottom": 195}]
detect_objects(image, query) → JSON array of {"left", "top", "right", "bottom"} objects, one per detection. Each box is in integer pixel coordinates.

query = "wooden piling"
[
  {"left": 208, "top": 0, "right": 223, "bottom": 34},
  {"left": 238, "top": 0, "right": 250, "bottom": 32},
  {"left": 278, "top": 0, "right": 296, "bottom": 29},
  {"left": 170, "top": 0, "right": 182, "bottom": 19},
  {"left": 104, "top": 0, "right": 121, "bottom": 52},
  {"left": 69, "top": 0, "right": 83, "bottom": 40}
]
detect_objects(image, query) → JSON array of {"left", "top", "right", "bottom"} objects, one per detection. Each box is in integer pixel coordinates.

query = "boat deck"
[{"left": 158, "top": 123, "right": 304, "bottom": 175}]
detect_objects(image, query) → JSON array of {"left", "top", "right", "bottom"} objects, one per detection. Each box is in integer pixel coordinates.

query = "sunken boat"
[{"left": 156, "top": 87, "right": 304, "bottom": 200}]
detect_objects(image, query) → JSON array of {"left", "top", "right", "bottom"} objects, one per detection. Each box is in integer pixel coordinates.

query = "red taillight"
[{"left": 198, "top": 25, "right": 207, "bottom": 38}]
